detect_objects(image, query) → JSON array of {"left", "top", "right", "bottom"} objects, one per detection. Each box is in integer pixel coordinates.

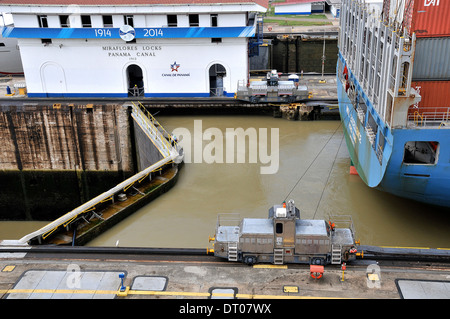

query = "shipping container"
[
  {"left": 411, "top": 0, "right": 450, "bottom": 37},
  {"left": 408, "top": 80, "right": 450, "bottom": 118},
  {"left": 383, "top": 0, "right": 450, "bottom": 37},
  {"left": 413, "top": 37, "right": 450, "bottom": 80}
]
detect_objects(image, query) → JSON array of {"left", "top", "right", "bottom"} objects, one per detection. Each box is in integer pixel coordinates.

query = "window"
[
  {"left": 59, "top": 15, "right": 70, "bottom": 27},
  {"left": 403, "top": 141, "right": 439, "bottom": 165},
  {"left": 211, "top": 38, "right": 222, "bottom": 43},
  {"left": 167, "top": 15, "right": 177, "bottom": 27},
  {"left": 211, "top": 14, "right": 218, "bottom": 27},
  {"left": 103, "top": 15, "right": 113, "bottom": 27},
  {"left": 189, "top": 14, "right": 199, "bottom": 27},
  {"left": 37, "top": 15, "right": 48, "bottom": 28},
  {"left": 275, "top": 223, "right": 283, "bottom": 234},
  {"left": 0, "top": 43, "right": 5, "bottom": 47},
  {"left": 41, "top": 39, "right": 52, "bottom": 45},
  {"left": 124, "top": 15, "right": 134, "bottom": 27},
  {"left": 81, "top": 15, "right": 92, "bottom": 28}
]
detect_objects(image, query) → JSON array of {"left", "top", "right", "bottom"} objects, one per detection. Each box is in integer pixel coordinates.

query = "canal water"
[{"left": 2, "top": 115, "right": 449, "bottom": 249}]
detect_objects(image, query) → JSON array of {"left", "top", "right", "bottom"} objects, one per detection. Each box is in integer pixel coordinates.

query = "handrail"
[
  {"left": 413, "top": 111, "right": 424, "bottom": 126},
  {"left": 408, "top": 108, "right": 450, "bottom": 127},
  {"left": 135, "top": 101, "right": 178, "bottom": 148},
  {"left": 15, "top": 103, "right": 180, "bottom": 245}
]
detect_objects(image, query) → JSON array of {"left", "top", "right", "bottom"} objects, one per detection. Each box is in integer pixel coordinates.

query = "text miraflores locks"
[{"left": 102, "top": 45, "right": 162, "bottom": 57}]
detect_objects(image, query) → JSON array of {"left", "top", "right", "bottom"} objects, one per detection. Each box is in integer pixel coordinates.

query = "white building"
[
  {"left": 0, "top": 0, "right": 268, "bottom": 98},
  {"left": 273, "top": 0, "right": 325, "bottom": 15}
]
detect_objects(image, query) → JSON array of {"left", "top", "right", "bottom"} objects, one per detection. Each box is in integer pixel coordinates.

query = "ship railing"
[
  {"left": 216, "top": 213, "right": 241, "bottom": 229},
  {"left": 237, "top": 80, "right": 247, "bottom": 91},
  {"left": 327, "top": 214, "right": 356, "bottom": 241},
  {"left": 407, "top": 108, "right": 450, "bottom": 128}
]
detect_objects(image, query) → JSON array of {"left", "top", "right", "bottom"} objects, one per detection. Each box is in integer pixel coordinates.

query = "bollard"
[
  {"left": 117, "top": 273, "right": 130, "bottom": 297},
  {"left": 341, "top": 262, "right": 346, "bottom": 282},
  {"left": 119, "top": 273, "right": 126, "bottom": 292}
]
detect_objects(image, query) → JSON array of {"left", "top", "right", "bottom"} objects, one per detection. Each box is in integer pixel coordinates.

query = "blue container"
[{"left": 6, "top": 86, "right": 11, "bottom": 95}]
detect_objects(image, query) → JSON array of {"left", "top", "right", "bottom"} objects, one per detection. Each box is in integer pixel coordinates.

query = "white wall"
[
  {"left": 274, "top": 4, "right": 311, "bottom": 15},
  {"left": 18, "top": 37, "right": 248, "bottom": 96},
  {"left": 12, "top": 14, "right": 39, "bottom": 27}
]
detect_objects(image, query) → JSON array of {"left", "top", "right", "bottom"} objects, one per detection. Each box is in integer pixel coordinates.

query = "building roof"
[{"left": 0, "top": 0, "right": 269, "bottom": 8}]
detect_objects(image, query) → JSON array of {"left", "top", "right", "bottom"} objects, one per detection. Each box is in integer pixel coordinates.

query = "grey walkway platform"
[
  {"left": 397, "top": 280, "right": 450, "bottom": 299},
  {"left": 6, "top": 270, "right": 124, "bottom": 299}
]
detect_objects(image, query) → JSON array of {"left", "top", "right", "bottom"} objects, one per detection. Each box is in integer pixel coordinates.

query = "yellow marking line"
[
  {"left": 380, "top": 246, "right": 450, "bottom": 250},
  {"left": 253, "top": 265, "right": 288, "bottom": 269},
  {"left": 0, "top": 288, "right": 346, "bottom": 299}
]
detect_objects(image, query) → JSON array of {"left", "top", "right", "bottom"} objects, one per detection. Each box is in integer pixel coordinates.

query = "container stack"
[{"left": 383, "top": 0, "right": 450, "bottom": 121}]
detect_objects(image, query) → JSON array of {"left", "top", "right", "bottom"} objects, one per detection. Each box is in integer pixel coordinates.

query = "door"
[
  {"left": 209, "top": 63, "right": 226, "bottom": 96},
  {"left": 127, "top": 64, "right": 144, "bottom": 97},
  {"left": 41, "top": 63, "right": 66, "bottom": 97}
]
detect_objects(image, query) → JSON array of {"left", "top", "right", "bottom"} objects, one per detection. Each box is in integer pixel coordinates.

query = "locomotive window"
[{"left": 276, "top": 223, "right": 283, "bottom": 234}]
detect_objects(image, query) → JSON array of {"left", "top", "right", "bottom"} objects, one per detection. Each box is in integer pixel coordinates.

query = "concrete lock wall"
[{"left": 0, "top": 103, "right": 163, "bottom": 221}]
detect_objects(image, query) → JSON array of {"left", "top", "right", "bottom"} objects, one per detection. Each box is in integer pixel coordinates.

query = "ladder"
[
  {"left": 273, "top": 248, "right": 284, "bottom": 265},
  {"left": 366, "top": 127, "right": 376, "bottom": 144},
  {"left": 228, "top": 242, "right": 238, "bottom": 262},
  {"left": 331, "top": 244, "right": 342, "bottom": 265}
]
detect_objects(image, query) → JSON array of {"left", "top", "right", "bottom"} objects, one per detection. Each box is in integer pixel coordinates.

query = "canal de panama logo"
[
  {"left": 171, "top": 61, "right": 180, "bottom": 72},
  {"left": 161, "top": 61, "right": 190, "bottom": 78},
  {"left": 119, "top": 25, "right": 136, "bottom": 42}
]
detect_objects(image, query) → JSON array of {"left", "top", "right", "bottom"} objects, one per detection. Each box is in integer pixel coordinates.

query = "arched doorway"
[
  {"left": 41, "top": 63, "right": 66, "bottom": 97},
  {"left": 209, "top": 64, "right": 226, "bottom": 96},
  {"left": 127, "top": 64, "right": 144, "bottom": 96}
]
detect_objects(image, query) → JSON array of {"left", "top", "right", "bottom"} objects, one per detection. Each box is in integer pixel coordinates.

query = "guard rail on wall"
[
  {"left": 6, "top": 102, "right": 180, "bottom": 246},
  {"left": 408, "top": 108, "right": 450, "bottom": 128}
]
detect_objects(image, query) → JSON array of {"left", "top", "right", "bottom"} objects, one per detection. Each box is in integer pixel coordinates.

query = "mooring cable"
[
  {"left": 312, "top": 131, "right": 345, "bottom": 219},
  {"left": 284, "top": 122, "right": 343, "bottom": 203}
]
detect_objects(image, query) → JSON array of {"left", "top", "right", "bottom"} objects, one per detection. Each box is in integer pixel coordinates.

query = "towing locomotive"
[
  {"left": 235, "top": 70, "right": 310, "bottom": 103},
  {"left": 209, "top": 200, "right": 358, "bottom": 266}
]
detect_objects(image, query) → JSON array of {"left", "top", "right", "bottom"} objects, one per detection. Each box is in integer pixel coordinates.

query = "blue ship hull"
[{"left": 337, "top": 55, "right": 450, "bottom": 208}]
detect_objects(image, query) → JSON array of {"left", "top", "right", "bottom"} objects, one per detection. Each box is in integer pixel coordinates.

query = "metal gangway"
[{"left": 1, "top": 102, "right": 182, "bottom": 246}]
